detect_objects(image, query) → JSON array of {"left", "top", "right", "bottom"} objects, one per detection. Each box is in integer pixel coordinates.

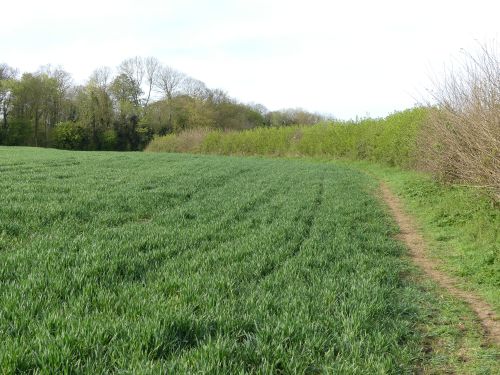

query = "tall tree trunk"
[
  {"left": 2, "top": 107, "right": 7, "bottom": 132},
  {"left": 34, "top": 111, "right": 39, "bottom": 147},
  {"left": 0, "top": 109, "right": 6, "bottom": 144},
  {"left": 45, "top": 119, "right": 49, "bottom": 147}
]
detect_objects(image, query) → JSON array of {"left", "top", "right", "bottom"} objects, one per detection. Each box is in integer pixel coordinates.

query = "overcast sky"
[{"left": 3, "top": 0, "right": 499, "bottom": 119}]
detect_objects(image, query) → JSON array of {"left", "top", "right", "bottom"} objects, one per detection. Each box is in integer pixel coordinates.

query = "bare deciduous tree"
[
  {"left": 90, "top": 67, "right": 113, "bottom": 91},
  {"left": 155, "top": 65, "right": 185, "bottom": 100},
  {"left": 119, "top": 57, "right": 144, "bottom": 106},
  {"left": 207, "top": 88, "right": 230, "bottom": 105},
  {"left": 0, "top": 63, "right": 18, "bottom": 81},
  {"left": 182, "top": 77, "right": 209, "bottom": 99},
  {"left": 144, "top": 57, "right": 160, "bottom": 107}
]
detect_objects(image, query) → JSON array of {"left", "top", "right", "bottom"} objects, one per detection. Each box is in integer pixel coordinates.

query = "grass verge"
[
  {"left": 337, "top": 160, "right": 499, "bottom": 314},
  {"left": 336, "top": 158, "right": 500, "bottom": 373}
]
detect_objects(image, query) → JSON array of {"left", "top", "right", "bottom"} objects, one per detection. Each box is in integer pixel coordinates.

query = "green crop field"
[{"left": 0, "top": 147, "right": 493, "bottom": 373}]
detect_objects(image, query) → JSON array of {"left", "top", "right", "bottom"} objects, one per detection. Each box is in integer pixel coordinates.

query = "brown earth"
[{"left": 379, "top": 182, "right": 500, "bottom": 346}]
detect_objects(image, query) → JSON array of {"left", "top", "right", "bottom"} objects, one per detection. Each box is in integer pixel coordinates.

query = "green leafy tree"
[
  {"left": 0, "top": 64, "right": 18, "bottom": 143},
  {"left": 11, "top": 73, "right": 60, "bottom": 146},
  {"left": 75, "top": 83, "right": 114, "bottom": 149}
]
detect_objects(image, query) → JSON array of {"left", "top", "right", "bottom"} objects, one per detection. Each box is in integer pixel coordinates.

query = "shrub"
[
  {"left": 147, "top": 107, "right": 428, "bottom": 169},
  {"left": 0, "top": 119, "right": 32, "bottom": 146},
  {"left": 145, "top": 128, "right": 210, "bottom": 153},
  {"left": 418, "top": 43, "right": 500, "bottom": 199},
  {"left": 52, "top": 122, "right": 90, "bottom": 150},
  {"left": 137, "top": 126, "right": 156, "bottom": 150},
  {"left": 101, "top": 129, "right": 118, "bottom": 151}
]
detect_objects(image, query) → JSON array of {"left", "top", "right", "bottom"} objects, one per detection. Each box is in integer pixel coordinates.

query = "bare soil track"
[{"left": 379, "top": 182, "right": 500, "bottom": 346}]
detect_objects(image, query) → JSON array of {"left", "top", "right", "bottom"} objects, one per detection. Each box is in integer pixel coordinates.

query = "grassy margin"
[
  {"left": 342, "top": 159, "right": 500, "bottom": 373},
  {"left": 336, "top": 160, "right": 499, "bottom": 314}
]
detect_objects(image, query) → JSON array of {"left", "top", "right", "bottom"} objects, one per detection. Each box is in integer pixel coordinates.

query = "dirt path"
[{"left": 379, "top": 182, "right": 500, "bottom": 346}]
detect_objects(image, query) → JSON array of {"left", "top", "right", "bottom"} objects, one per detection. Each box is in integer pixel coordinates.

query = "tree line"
[{"left": 0, "top": 58, "right": 326, "bottom": 151}]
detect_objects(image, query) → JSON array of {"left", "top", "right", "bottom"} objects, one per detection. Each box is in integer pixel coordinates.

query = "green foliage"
[
  {"left": 211, "top": 101, "right": 265, "bottom": 130},
  {"left": 1, "top": 58, "right": 325, "bottom": 151},
  {"left": 0, "top": 118, "right": 32, "bottom": 145},
  {"left": 52, "top": 122, "right": 121, "bottom": 152},
  {"left": 76, "top": 84, "right": 114, "bottom": 135},
  {"left": 110, "top": 73, "right": 143, "bottom": 106},
  {"left": 169, "top": 96, "right": 215, "bottom": 131},
  {"left": 52, "top": 121, "right": 89, "bottom": 150},
  {"left": 148, "top": 108, "right": 428, "bottom": 169},
  {"left": 101, "top": 129, "right": 118, "bottom": 151},
  {"left": 135, "top": 126, "right": 154, "bottom": 150},
  {"left": 0, "top": 148, "right": 425, "bottom": 373},
  {"left": 145, "top": 133, "right": 186, "bottom": 153},
  {"left": 265, "top": 108, "right": 325, "bottom": 126},
  {"left": 9, "top": 73, "right": 60, "bottom": 147},
  {"left": 142, "top": 96, "right": 265, "bottom": 134}
]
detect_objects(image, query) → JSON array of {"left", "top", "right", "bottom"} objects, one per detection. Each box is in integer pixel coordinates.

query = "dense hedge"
[{"left": 146, "top": 107, "right": 428, "bottom": 169}]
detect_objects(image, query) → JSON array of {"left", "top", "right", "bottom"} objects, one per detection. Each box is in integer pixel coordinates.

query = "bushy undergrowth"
[
  {"left": 418, "top": 44, "right": 500, "bottom": 198},
  {"left": 145, "top": 128, "right": 211, "bottom": 153},
  {"left": 146, "top": 108, "right": 427, "bottom": 168}
]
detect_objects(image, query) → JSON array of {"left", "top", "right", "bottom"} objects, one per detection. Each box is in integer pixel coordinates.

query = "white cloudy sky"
[{"left": 2, "top": 0, "right": 499, "bottom": 119}]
